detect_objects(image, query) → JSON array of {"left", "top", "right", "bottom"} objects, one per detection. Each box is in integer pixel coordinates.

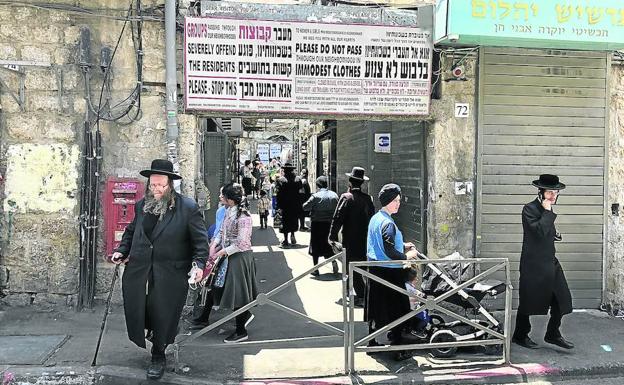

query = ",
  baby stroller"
[{"left": 415, "top": 252, "right": 507, "bottom": 358}]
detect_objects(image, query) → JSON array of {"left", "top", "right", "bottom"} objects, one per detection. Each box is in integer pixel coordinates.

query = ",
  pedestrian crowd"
[{"left": 111, "top": 157, "right": 575, "bottom": 379}]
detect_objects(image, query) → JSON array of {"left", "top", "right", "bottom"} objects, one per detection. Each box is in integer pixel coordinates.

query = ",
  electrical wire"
[
  {"left": 79, "top": 0, "right": 143, "bottom": 126},
  {"left": 94, "top": 3, "right": 131, "bottom": 128},
  {"left": 428, "top": 46, "right": 480, "bottom": 95},
  {"left": 0, "top": 1, "right": 163, "bottom": 21},
  {"left": 452, "top": 46, "right": 480, "bottom": 67},
  {"left": 78, "top": 1, "right": 142, "bottom": 308}
]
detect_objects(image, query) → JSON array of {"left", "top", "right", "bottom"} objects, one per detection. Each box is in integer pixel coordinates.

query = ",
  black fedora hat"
[
  {"left": 532, "top": 174, "right": 565, "bottom": 190},
  {"left": 139, "top": 159, "right": 182, "bottom": 180},
  {"left": 346, "top": 166, "right": 369, "bottom": 181}
]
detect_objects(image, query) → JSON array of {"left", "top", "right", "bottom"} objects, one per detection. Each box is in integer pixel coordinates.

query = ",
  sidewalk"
[{"left": 1, "top": 210, "right": 624, "bottom": 384}]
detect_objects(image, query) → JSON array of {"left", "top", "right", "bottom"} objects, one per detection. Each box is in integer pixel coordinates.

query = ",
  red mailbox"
[{"left": 104, "top": 177, "right": 144, "bottom": 256}]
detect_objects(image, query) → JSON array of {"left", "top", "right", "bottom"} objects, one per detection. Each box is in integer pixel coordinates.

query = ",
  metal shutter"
[
  {"left": 336, "top": 121, "right": 369, "bottom": 195},
  {"left": 368, "top": 121, "right": 393, "bottom": 201},
  {"left": 336, "top": 120, "right": 426, "bottom": 251},
  {"left": 392, "top": 122, "right": 426, "bottom": 251},
  {"left": 476, "top": 47, "right": 608, "bottom": 309},
  {"left": 203, "top": 132, "right": 228, "bottom": 223}
]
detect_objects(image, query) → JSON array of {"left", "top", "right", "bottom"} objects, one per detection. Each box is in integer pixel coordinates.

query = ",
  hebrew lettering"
[
  {"left": 258, "top": 27, "right": 271, "bottom": 42},
  {"left": 586, "top": 7, "right": 604, "bottom": 25},
  {"left": 556, "top": 5, "right": 573, "bottom": 23},
  {"left": 555, "top": 5, "right": 623, "bottom": 26},
  {"left": 473, "top": 0, "right": 487, "bottom": 18},
  {"left": 571, "top": 27, "right": 609, "bottom": 37},
  {"left": 473, "top": 0, "right": 539, "bottom": 21},
  {"left": 238, "top": 26, "right": 272, "bottom": 42},
  {"left": 514, "top": 3, "right": 529, "bottom": 21},
  {"left": 510, "top": 25, "right": 521, "bottom": 32},
  {"left": 471, "top": 1, "right": 624, "bottom": 32},
  {"left": 617, "top": 9, "right": 624, "bottom": 26},
  {"left": 273, "top": 27, "right": 292, "bottom": 41},
  {"left": 538, "top": 26, "right": 566, "bottom": 35},
  {"left": 606, "top": 8, "right": 618, "bottom": 24},
  {"left": 499, "top": 0, "right": 511, "bottom": 19}
]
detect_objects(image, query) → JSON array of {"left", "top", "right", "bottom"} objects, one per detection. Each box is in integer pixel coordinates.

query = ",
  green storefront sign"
[{"left": 435, "top": 0, "right": 624, "bottom": 50}]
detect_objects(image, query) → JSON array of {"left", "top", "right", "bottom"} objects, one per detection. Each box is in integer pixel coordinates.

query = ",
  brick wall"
[
  {"left": 607, "top": 65, "right": 624, "bottom": 309},
  {"left": 0, "top": 2, "right": 198, "bottom": 306}
]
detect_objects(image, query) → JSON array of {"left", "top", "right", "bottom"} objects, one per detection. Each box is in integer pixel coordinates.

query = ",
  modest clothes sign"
[
  {"left": 184, "top": 16, "right": 433, "bottom": 116},
  {"left": 435, "top": 0, "right": 624, "bottom": 50}
]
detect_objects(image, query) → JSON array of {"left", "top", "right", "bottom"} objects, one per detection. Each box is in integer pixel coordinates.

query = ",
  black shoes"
[
  {"left": 394, "top": 350, "right": 413, "bottom": 361},
  {"left": 512, "top": 334, "right": 574, "bottom": 350},
  {"left": 310, "top": 262, "right": 338, "bottom": 277},
  {"left": 512, "top": 335, "right": 539, "bottom": 349},
  {"left": 221, "top": 313, "right": 254, "bottom": 343},
  {"left": 224, "top": 330, "right": 249, "bottom": 343},
  {"left": 290, "top": 234, "right": 297, "bottom": 244},
  {"left": 146, "top": 356, "right": 166, "bottom": 380},
  {"left": 544, "top": 334, "right": 574, "bottom": 349},
  {"left": 366, "top": 340, "right": 382, "bottom": 356},
  {"left": 188, "top": 321, "right": 209, "bottom": 331}
]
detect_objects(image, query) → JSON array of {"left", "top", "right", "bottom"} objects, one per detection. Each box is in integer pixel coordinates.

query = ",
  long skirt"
[
  {"left": 280, "top": 209, "right": 299, "bottom": 234},
  {"left": 308, "top": 221, "right": 333, "bottom": 257},
  {"left": 242, "top": 177, "right": 253, "bottom": 196},
  {"left": 366, "top": 266, "right": 410, "bottom": 341},
  {"left": 215, "top": 250, "right": 258, "bottom": 309}
]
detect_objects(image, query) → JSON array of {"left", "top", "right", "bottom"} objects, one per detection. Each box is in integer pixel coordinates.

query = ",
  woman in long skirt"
[
  {"left": 276, "top": 163, "right": 303, "bottom": 247},
  {"left": 366, "top": 183, "right": 419, "bottom": 359},
  {"left": 188, "top": 182, "right": 258, "bottom": 343}
]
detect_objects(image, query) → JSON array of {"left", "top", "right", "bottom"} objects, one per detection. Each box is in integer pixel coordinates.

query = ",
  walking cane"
[{"left": 91, "top": 264, "right": 120, "bottom": 366}]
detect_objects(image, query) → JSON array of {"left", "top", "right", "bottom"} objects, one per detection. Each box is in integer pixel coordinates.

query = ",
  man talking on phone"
[{"left": 512, "top": 174, "right": 574, "bottom": 350}]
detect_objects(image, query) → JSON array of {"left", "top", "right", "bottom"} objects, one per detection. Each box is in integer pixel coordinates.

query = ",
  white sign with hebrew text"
[
  {"left": 269, "top": 143, "right": 282, "bottom": 159},
  {"left": 257, "top": 143, "right": 270, "bottom": 162},
  {"left": 184, "top": 17, "right": 433, "bottom": 116}
]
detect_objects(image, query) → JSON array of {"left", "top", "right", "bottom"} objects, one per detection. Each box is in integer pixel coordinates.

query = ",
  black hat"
[
  {"left": 532, "top": 174, "right": 565, "bottom": 190},
  {"left": 281, "top": 162, "right": 296, "bottom": 170},
  {"left": 346, "top": 166, "right": 369, "bottom": 181},
  {"left": 379, "top": 183, "right": 401, "bottom": 206},
  {"left": 139, "top": 159, "right": 182, "bottom": 180}
]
